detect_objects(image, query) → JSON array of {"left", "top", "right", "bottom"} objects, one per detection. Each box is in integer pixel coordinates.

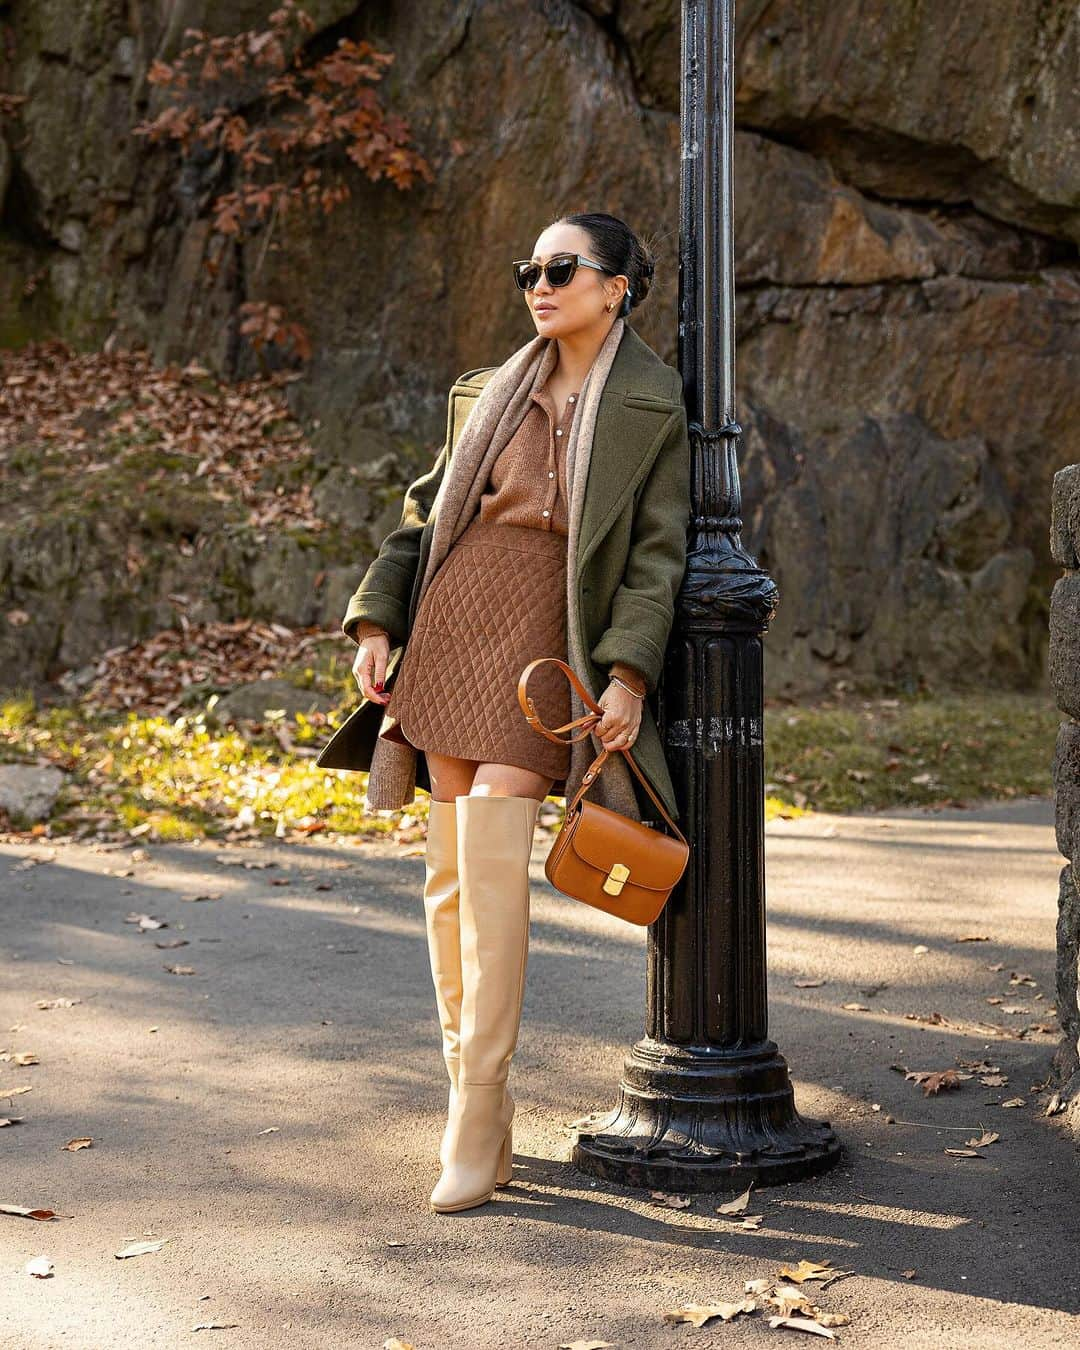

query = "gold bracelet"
[{"left": 609, "top": 674, "right": 645, "bottom": 700}]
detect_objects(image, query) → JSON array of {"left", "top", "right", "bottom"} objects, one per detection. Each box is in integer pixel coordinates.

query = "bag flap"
[{"left": 568, "top": 799, "right": 687, "bottom": 891}]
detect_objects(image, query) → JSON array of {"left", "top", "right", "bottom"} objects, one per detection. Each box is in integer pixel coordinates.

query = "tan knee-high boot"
[
  {"left": 429, "top": 793, "right": 540, "bottom": 1214},
  {"left": 422, "top": 799, "right": 513, "bottom": 1185}
]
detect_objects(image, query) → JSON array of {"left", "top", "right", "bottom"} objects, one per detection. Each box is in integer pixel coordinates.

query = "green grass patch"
[
  {"left": 764, "top": 689, "right": 1058, "bottom": 813},
  {"left": 0, "top": 688, "right": 1058, "bottom": 843},
  {"left": 0, "top": 694, "right": 398, "bottom": 843}
]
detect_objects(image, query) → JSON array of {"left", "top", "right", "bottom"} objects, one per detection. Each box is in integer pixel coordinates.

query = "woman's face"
[{"left": 522, "top": 223, "right": 628, "bottom": 340}]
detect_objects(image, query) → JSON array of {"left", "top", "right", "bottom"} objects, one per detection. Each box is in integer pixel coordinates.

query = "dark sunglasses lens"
[
  {"left": 546, "top": 257, "right": 575, "bottom": 287},
  {"left": 514, "top": 263, "right": 541, "bottom": 290}
]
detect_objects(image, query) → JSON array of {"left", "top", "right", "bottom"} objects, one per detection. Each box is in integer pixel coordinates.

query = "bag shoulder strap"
[{"left": 517, "top": 656, "right": 688, "bottom": 847}]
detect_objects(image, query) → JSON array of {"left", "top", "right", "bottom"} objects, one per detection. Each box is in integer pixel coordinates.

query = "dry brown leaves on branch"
[{"left": 134, "top": 0, "right": 433, "bottom": 241}]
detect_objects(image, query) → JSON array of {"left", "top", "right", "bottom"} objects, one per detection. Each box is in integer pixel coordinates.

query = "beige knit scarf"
[{"left": 365, "top": 315, "right": 641, "bottom": 823}]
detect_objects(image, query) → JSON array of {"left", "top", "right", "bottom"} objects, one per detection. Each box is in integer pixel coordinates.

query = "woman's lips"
[{"left": 535, "top": 305, "right": 556, "bottom": 314}]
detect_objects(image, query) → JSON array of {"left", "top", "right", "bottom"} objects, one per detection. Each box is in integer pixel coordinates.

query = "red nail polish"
[{"left": 374, "top": 682, "right": 384, "bottom": 691}]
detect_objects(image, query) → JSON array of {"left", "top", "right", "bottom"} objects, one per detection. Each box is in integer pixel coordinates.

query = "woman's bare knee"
[
  {"left": 469, "top": 763, "right": 553, "bottom": 802},
  {"left": 425, "top": 751, "right": 478, "bottom": 803}
]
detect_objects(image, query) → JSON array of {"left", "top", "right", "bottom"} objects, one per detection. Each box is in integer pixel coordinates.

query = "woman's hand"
[
  {"left": 594, "top": 680, "right": 643, "bottom": 752},
  {"left": 351, "top": 627, "right": 392, "bottom": 705}
]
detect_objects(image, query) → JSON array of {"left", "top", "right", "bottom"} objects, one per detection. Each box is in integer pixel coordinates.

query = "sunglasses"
[{"left": 511, "top": 252, "right": 617, "bottom": 292}]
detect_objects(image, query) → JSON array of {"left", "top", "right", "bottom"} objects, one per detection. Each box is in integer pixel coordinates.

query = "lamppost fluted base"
[{"left": 570, "top": 1037, "right": 843, "bottom": 1190}]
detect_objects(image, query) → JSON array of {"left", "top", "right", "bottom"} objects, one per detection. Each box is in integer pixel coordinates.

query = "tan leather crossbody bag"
[{"left": 517, "top": 657, "right": 690, "bottom": 926}]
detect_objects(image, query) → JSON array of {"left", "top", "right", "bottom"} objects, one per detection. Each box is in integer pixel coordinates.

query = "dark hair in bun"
[{"left": 555, "top": 212, "right": 658, "bottom": 319}]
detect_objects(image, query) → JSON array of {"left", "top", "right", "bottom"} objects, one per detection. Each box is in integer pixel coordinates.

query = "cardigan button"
[{"left": 555, "top": 428, "right": 563, "bottom": 436}]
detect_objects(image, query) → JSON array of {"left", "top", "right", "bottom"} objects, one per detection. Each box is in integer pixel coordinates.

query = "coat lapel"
[{"left": 574, "top": 328, "right": 684, "bottom": 576}]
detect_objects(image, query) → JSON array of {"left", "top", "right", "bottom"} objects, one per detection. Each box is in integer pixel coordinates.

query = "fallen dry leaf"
[
  {"left": 1001, "top": 1097, "right": 1026, "bottom": 1108},
  {"left": 61, "top": 1138, "right": 93, "bottom": 1152},
  {"left": 716, "top": 1184, "right": 754, "bottom": 1215},
  {"left": 164, "top": 964, "right": 195, "bottom": 976},
  {"left": 0, "top": 1085, "right": 33, "bottom": 1098},
  {"left": 905, "top": 1069, "right": 962, "bottom": 1096},
  {"left": 841, "top": 1002, "right": 869, "bottom": 1011},
  {"left": 945, "top": 1148, "right": 984, "bottom": 1157},
  {"left": 776, "top": 1259, "right": 842, "bottom": 1285},
  {"left": 557, "top": 1342, "right": 615, "bottom": 1350},
  {"left": 25, "top": 1255, "right": 53, "bottom": 1278},
  {"left": 115, "top": 1238, "right": 168, "bottom": 1258},
  {"left": 125, "top": 913, "right": 167, "bottom": 931},
  {"left": 793, "top": 978, "right": 826, "bottom": 988},
  {"left": 768, "top": 1283, "right": 813, "bottom": 1316},
  {"left": 1, "top": 1204, "right": 60, "bottom": 1220},
  {"left": 768, "top": 1314, "right": 837, "bottom": 1338},
  {"left": 650, "top": 1191, "right": 691, "bottom": 1209},
  {"left": 966, "top": 1131, "right": 1000, "bottom": 1147},
  {"left": 662, "top": 1300, "right": 755, "bottom": 1327},
  {"left": 953, "top": 934, "right": 990, "bottom": 942}
]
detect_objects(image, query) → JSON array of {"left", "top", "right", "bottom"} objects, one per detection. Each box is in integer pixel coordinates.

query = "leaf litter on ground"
[{"left": 662, "top": 1259, "right": 853, "bottom": 1335}]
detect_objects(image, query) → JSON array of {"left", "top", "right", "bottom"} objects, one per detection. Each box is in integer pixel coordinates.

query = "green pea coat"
[{"left": 316, "top": 322, "right": 690, "bottom": 822}]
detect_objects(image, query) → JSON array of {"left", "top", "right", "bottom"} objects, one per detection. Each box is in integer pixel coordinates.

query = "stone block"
[
  {"left": 211, "top": 679, "right": 335, "bottom": 725},
  {"left": 0, "top": 764, "right": 66, "bottom": 825},
  {"left": 1055, "top": 863, "right": 1080, "bottom": 1085},
  {"left": 1055, "top": 719, "right": 1080, "bottom": 865},
  {"left": 1049, "top": 573, "right": 1080, "bottom": 719},
  {"left": 1050, "top": 464, "right": 1080, "bottom": 569}
]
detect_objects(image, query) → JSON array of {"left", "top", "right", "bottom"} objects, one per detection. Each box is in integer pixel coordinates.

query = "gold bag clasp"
[{"left": 602, "top": 862, "right": 631, "bottom": 896}]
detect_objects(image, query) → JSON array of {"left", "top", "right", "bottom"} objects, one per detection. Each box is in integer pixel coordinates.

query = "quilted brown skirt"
[{"left": 383, "top": 517, "right": 573, "bottom": 785}]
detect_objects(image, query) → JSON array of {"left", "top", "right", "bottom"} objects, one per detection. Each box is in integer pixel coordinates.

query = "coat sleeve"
[
  {"left": 589, "top": 382, "right": 690, "bottom": 695},
  {"left": 341, "top": 437, "right": 449, "bottom": 647}
]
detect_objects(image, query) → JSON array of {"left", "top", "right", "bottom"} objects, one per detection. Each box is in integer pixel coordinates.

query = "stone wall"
[
  {"left": 1, "top": 1, "right": 1078, "bottom": 694},
  {"left": 1050, "top": 464, "right": 1080, "bottom": 1121}
]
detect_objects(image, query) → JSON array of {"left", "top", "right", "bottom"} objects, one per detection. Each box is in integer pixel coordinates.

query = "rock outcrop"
[{"left": 1, "top": 1, "right": 1077, "bottom": 694}]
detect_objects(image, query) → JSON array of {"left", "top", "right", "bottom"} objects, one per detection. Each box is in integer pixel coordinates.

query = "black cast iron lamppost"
[{"left": 571, "top": 0, "right": 842, "bottom": 1188}]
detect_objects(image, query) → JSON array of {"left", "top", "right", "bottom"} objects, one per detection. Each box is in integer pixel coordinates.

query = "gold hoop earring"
[{"left": 605, "top": 302, "right": 613, "bottom": 312}]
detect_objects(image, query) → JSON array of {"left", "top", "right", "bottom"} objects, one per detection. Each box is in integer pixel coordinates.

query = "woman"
[{"left": 318, "top": 212, "right": 690, "bottom": 1213}]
